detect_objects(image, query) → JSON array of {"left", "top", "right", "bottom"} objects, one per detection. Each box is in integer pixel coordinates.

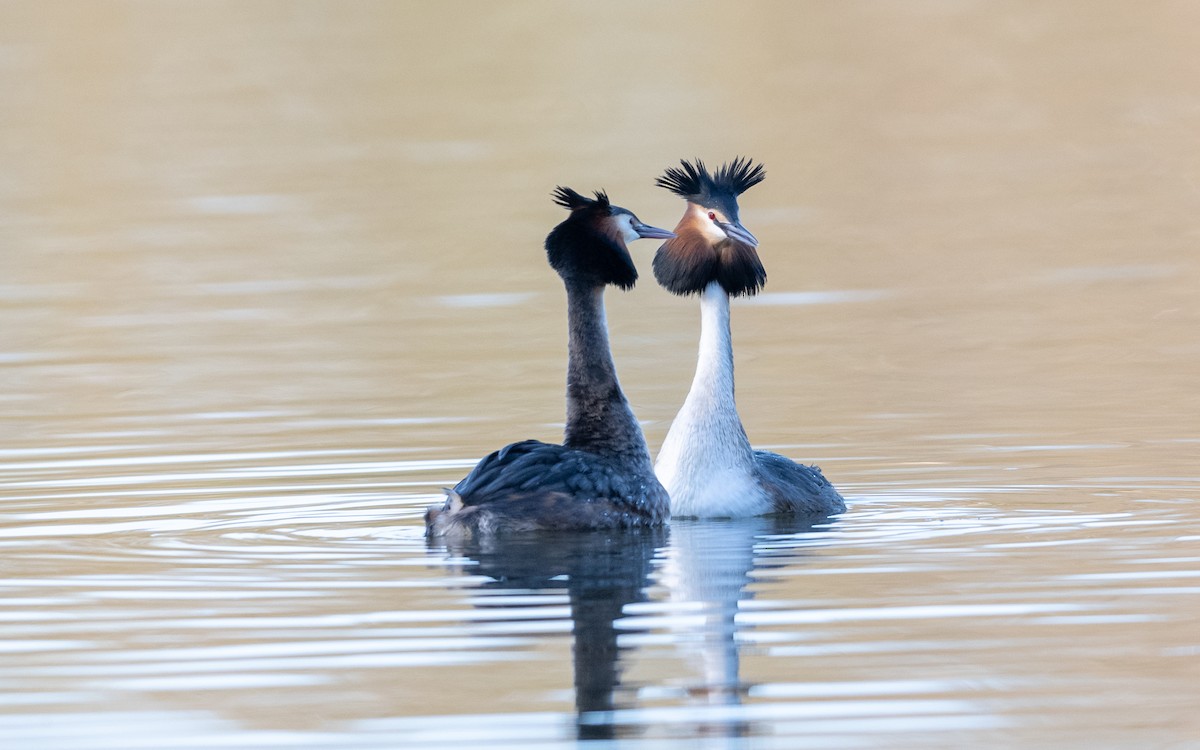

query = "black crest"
[
  {"left": 552, "top": 186, "right": 611, "bottom": 213},
  {"left": 655, "top": 157, "right": 765, "bottom": 218},
  {"left": 545, "top": 186, "right": 637, "bottom": 290}
]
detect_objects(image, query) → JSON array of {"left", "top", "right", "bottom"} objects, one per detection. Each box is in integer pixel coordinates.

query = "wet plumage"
[
  {"left": 753, "top": 449, "right": 844, "bottom": 516},
  {"left": 431, "top": 440, "right": 668, "bottom": 536}
]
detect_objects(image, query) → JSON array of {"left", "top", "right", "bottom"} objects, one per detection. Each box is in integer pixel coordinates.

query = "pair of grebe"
[{"left": 425, "top": 159, "right": 845, "bottom": 538}]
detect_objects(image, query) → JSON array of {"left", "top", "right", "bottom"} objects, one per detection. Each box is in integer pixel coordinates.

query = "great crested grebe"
[
  {"left": 425, "top": 187, "right": 675, "bottom": 538},
  {"left": 652, "top": 158, "right": 845, "bottom": 518}
]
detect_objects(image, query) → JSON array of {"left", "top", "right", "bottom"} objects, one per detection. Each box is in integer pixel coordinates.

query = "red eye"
[{"left": 708, "top": 212, "right": 717, "bottom": 221}]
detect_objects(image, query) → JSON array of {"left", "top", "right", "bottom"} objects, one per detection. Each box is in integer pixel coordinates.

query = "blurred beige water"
[{"left": 2, "top": 2, "right": 1199, "bottom": 748}]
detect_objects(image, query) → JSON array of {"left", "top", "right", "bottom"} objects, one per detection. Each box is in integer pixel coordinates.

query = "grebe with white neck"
[
  {"left": 425, "top": 187, "right": 675, "bottom": 538},
  {"left": 652, "top": 158, "right": 845, "bottom": 518}
]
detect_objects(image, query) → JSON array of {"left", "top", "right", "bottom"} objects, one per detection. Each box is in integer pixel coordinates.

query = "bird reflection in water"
[
  {"left": 428, "top": 514, "right": 834, "bottom": 741},
  {"left": 654, "top": 516, "right": 826, "bottom": 739},
  {"left": 429, "top": 528, "right": 665, "bottom": 740}
]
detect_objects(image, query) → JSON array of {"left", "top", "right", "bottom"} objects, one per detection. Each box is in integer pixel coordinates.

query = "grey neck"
[{"left": 562, "top": 279, "right": 651, "bottom": 463}]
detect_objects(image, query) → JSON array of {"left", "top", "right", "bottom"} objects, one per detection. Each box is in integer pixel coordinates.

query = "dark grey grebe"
[
  {"left": 652, "top": 158, "right": 845, "bottom": 518},
  {"left": 425, "top": 187, "right": 676, "bottom": 538}
]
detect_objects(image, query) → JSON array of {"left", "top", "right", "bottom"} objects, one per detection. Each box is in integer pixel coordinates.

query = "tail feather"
[{"left": 444, "top": 487, "right": 464, "bottom": 513}]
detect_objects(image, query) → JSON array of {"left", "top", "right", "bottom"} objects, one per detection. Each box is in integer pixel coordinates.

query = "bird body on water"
[
  {"left": 425, "top": 188, "right": 674, "bottom": 538},
  {"left": 652, "top": 158, "right": 846, "bottom": 519}
]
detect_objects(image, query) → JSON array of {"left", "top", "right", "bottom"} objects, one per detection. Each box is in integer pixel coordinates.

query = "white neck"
[
  {"left": 660, "top": 521, "right": 763, "bottom": 704},
  {"left": 694, "top": 281, "right": 736, "bottom": 405},
  {"left": 656, "top": 281, "right": 767, "bottom": 517}
]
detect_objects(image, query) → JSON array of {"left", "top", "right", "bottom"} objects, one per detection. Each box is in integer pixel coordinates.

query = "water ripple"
[{"left": 1, "top": 446, "right": 1197, "bottom": 749}]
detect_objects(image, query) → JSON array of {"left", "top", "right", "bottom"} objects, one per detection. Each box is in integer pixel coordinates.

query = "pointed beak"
[
  {"left": 633, "top": 221, "right": 676, "bottom": 240},
  {"left": 718, "top": 220, "right": 758, "bottom": 247}
]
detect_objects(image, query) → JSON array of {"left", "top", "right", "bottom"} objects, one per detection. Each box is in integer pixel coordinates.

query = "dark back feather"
[
  {"left": 445, "top": 439, "right": 669, "bottom": 533},
  {"left": 754, "top": 450, "right": 846, "bottom": 516}
]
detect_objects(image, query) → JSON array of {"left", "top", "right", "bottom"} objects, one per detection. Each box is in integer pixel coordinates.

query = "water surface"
[{"left": 2, "top": 2, "right": 1199, "bottom": 747}]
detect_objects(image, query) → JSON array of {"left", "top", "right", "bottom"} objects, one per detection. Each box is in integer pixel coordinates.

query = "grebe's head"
[
  {"left": 545, "top": 187, "right": 675, "bottom": 290},
  {"left": 652, "top": 157, "right": 766, "bottom": 297}
]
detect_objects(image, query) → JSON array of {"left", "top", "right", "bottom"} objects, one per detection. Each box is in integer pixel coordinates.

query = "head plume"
[
  {"left": 655, "top": 157, "right": 765, "bottom": 219},
  {"left": 551, "top": 186, "right": 611, "bottom": 213},
  {"left": 545, "top": 186, "right": 637, "bottom": 290},
  {"left": 652, "top": 157, "right": 767, "bottom": 297}
]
